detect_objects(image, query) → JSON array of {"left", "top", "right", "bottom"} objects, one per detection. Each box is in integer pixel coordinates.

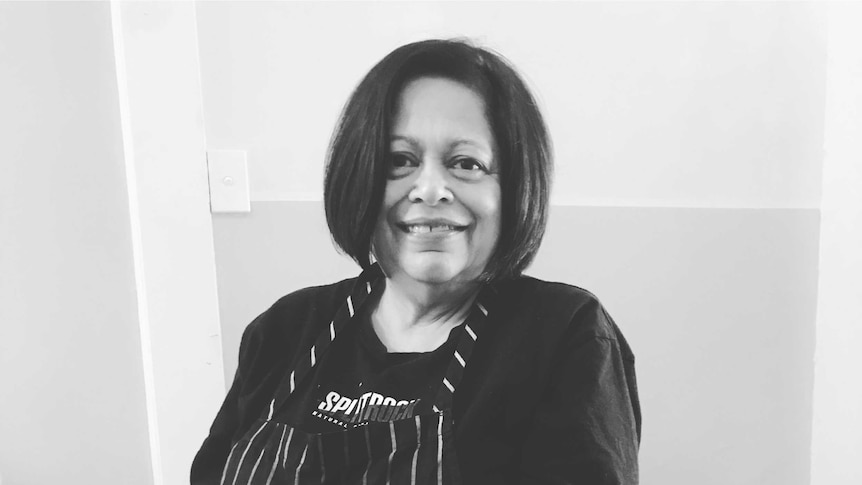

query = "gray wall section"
[
  {"left": 0, "top": 3, "right": 153, "bottom": 484},
  {"left": 212, "top": 202, "right": 359, "bottom": 372},
  {"left": 212, "top": 201, "right": 818, "bottom": 485}
]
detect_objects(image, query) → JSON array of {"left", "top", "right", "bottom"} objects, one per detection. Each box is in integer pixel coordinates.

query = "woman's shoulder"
[
  {"left": 490, "top": 275, "right": 625, "bottom": 344},
  {"left": 268, "top": 276, "right": 358, "bottom": 317},
  {"left": 245, "top": 276, "right": 358, "bottom": 340},
  {"left": 497, "top": 274, "right": 600, "bottom": 304}
]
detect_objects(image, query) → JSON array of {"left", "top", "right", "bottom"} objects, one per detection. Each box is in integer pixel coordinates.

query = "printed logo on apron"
[{"left": 313, "top": 391, "right": 422, "bottom": 428}]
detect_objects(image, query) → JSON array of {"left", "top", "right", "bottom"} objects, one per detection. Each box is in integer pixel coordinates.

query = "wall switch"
[{"left": 206, "top": 150, "right": 251, "bottom": 213}]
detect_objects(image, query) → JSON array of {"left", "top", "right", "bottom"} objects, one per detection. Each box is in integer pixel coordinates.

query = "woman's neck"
[{"left": 370, "top": 277, "right": 479, "bottom": 353}]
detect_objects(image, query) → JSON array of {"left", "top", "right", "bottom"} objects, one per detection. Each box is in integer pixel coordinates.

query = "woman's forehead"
[{"left": 390, "top": 77, "right": 494, "bottom": 152}]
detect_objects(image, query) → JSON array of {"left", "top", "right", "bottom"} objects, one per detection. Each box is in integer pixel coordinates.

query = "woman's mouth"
[{"left": 396, "top": 223, "right": 467, "bottom": 234}]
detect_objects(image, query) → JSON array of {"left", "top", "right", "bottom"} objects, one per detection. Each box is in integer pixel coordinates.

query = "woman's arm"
[
  {"left": 519, "top": 302, "right": 641, "bottom": 485},
  {"left": 190, "top": 318, "right": 261, "bottom": 485},
  {"left": 190, "top": 370, "right": 244, "bottom": 484}
]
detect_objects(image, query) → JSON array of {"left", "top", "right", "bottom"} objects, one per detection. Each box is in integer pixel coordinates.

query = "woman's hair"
[{"left": 323, "top": 38, "right": 552, "bottom": 282}]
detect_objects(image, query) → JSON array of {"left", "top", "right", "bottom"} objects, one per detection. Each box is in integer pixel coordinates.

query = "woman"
[{"left": 192, "top": 39, "right": 640, "bottom": 484}]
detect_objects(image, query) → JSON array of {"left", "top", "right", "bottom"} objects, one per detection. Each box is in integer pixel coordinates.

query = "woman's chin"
[{"left": 401, "top": 257, "right": 462, "bottom": 285}]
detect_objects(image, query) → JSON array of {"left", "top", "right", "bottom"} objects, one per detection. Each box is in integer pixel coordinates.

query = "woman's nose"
[{"left": 408, "top": 159, "right": 453, "bottom": 205}]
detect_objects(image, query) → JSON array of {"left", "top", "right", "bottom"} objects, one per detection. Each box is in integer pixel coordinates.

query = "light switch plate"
[{"left": 206, "top": 150, "right": 251, "bottom": 213}]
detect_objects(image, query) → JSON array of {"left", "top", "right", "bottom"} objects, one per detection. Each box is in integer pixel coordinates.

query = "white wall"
[
  {"left": 198, "top": 2, "right": 826, "bottom": 485},
  {"left": 810, "top": 3, "right": 862, "bottom": 485},
  {"left": 111, "top": 2, "right": 226, "bottom": 483},
  {"left": 0, "top": 3, "right": 227, "bottom": 484},
  {"left": 197, "top": 1, "right": 824, "bottom": 208},
  {"left": 0, "top": 2, "right": 153, "bottom": 484}
]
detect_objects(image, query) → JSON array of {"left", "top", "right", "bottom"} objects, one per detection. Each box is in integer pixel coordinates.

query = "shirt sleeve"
[
  {"left": 190, "top": 319, "right": 260, "bottom": 485},
  {"left": 518, "top": 300, "right": 641, "bottom": 485}
]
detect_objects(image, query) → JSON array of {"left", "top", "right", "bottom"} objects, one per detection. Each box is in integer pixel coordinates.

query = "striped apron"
[{"left": 219, "top": 265, "right": 490, "bottom": 485}]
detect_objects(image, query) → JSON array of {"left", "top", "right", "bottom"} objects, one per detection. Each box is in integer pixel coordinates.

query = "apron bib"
[{"left": 219, "top": 265, "right": 491, "bottom": 485}]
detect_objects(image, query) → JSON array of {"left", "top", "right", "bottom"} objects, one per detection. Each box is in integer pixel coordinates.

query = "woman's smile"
[
  {"left": 397, "top": 219, "right": 469, "bottom": 245},
  {"left": 397, "top": 219, "right": 468, "bottom": 234},
  {"left": 394, "top": 222, "right": 470, "bottom": 259}
]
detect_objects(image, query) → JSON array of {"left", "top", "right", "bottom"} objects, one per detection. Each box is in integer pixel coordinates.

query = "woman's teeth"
[{"left": 406, "top": 224, "right": 457, "bottom": 233}]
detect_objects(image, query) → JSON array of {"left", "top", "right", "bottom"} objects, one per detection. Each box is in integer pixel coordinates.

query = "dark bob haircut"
[{"left": 323, "top": 39, "right": 552, "bottom": 282}]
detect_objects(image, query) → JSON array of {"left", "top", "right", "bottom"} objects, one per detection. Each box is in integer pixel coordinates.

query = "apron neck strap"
[{"left": 430, "top": 287, "right": 494, "bottom": 412}]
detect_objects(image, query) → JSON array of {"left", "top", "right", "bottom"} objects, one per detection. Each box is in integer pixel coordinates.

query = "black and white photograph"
[{"left": 1, "top": 1, "right": 860, "bottom": 485}]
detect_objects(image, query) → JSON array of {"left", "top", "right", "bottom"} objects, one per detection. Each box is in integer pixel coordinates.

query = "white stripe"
[
  {"left": 246, "top": 447, "right": 267, "bottom": 485},
  {"left": 282, "top": 427, "right": 295, "bottom": 467},
  {"left": 366, "top": 281, "right": 372, "bottom": 294},
  {"left": 443, "top": 378, "right": 454, "bottom": 393},
  {"left": 293, "top": 444, "right": 308, "bottom": 485},
  {"left": 465, "top": 325, "right": 477, "bottom": 341},
  {"left": 289, "top": 371, "right": 295, "bottom": 393},
  {"left": 454, "top": 351, "right": 465, "bottom": 368},
  {"left": 318, "top": 439, "right": 326, "bottom": 483},
  {"left": 411, "top": 416, "right": 421, "bottom": 485},
  {"left": 437, "top": 413, "right": 443, "bottom": 485},
  {"left": 311, "top": 346, "right": 316, "bottom": 366},
  {"left": 264, "top": 427, "right": 288, "bottom": 485},
  {"left": 330, "top": 321, "right": 336, "bottom": 341},
  {"left": 433, "top": 405, "right": 440, "bottom": 413},
  {"left": 363, "top": 426, "right": 372, "bottom": 485},
  {"left": 231, "top": 421, "right": 268, "bottom": 485},
  {"left": 386, "top": 421, "right": 397, "bottom": 485},
  {"left": 267, "top": 399, "right": 275, "bottom": 421},
  {"left": 477, "top": 302, "right": 488, "bottom": 316},
  {"left": 220, "top": 441, "right": 242, "bottom": 485},
  {"left": 347, "top": 295, "right": 355, "bottom": 317}
]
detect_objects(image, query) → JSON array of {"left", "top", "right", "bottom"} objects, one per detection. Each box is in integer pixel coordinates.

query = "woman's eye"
[
  {"left": 387, "top": 153, "right": 417, "bottom": 177},
  {"left": 390, "top": 154, "right": 412, "bottom": 167},
  {"left": 451, "top": 157, "right": 487, "bottom": 172}
]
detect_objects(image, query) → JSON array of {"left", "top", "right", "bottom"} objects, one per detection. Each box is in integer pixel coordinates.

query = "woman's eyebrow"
[
  {"left": 390, "top": 135, "right": 491, "bottom": 152},
  {"left": 450, "top": 138, "right": 492, "bottom": 152},
  {"left": 389, "top": 135, "right": 419, "bottom": 148}
]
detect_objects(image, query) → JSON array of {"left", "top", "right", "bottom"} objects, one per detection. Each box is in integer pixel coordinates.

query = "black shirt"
[{"left": 192, "top": 274, "right": 641, "bottom": 484}]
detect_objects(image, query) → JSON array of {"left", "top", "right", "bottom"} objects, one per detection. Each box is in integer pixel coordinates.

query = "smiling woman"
[{"left": 192, "top": 39, "right": 640, "bottom": 484}]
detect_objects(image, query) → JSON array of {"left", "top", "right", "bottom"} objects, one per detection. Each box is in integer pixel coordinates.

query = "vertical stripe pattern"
[
  {"left": 263, "top": 427, "right": 287, "bottom": 485},
  {"left": 363, "top": 426, "right": 372, "bottom": 485},
  {"left": 294, "top": 444, "right": 308, "bottom": 485},
  {"left": 229, "top": 421, "right": 268, "bottom": 485},
  {"left": 386, "top": 421, "right": 397, "bottom": 484},
  {"left": 436, "top": 413, "right": 444, "bottom": 485},
  {"left": 410, "top": 415, "right": 421, "bottom": 484}
]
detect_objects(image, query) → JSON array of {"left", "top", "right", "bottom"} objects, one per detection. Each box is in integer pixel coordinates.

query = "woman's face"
[{"left": 371, "top": 77, "right": 501, "bottom": 289}]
